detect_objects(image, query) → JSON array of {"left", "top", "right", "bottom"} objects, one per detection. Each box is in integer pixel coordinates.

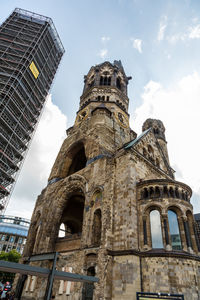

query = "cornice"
[{"left": 107, "top": 249, "right": 200, "bottom": 261}]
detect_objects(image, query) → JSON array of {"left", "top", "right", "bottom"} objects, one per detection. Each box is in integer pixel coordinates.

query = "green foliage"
[{"left": 0, "top": 250, "right": 21, "bottom": 283}]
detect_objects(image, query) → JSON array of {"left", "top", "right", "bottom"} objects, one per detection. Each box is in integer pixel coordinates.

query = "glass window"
[
  {"left": 5, "top": 235, "right": 9, "bottom": 241},
  {"left": 150, "top": 210, "right": 163, "bottom": 248},
  {"left": 168, "top": 210, "right": 182, "bottom": 250},
  {"left": 7, "top": 245, "right": 11, "bottom": 252},
  {"left": 18, "top": 237, "right": 23, "bottom": 244},
  {"left": 1, "top": 235, "right": 5, "bottom": 241},
  {"left": 10, "top": 236, "right": 15, "bottom": 243},
  {"left": 2, "top": 245, "right": 7, "bottom": 251}
]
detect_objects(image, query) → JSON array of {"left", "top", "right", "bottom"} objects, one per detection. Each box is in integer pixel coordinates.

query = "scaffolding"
[{"left": 0, "top": 8, "right": 65, "bottom": 212}]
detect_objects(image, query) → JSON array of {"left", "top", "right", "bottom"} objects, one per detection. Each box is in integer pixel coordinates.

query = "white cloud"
[
  {"left": 132, "top": 72, "right": 200, "bottom": 212},
  {"left": 167, "top": 33, "right": 187, "bottom": 43},
  {"left": 158, "top": 16, "right": 167, "bottom": 41},
  {"left": 131, "top": 38, "right": 142, "bottom": 53},
  {"left": 6, "top": 95, "right": 67, "bottom": 219},
  {"left": 98, "top": 49, "right": 108, "bottom": 59},
  {"left": 167, "top": 23, "right": 200, "bottom": 43},
  {"left": 101, "top": 36, "right": 110, "bottom": 43},
  {"left": 188, "top": 24, "right": 200, "bottom": 39}
]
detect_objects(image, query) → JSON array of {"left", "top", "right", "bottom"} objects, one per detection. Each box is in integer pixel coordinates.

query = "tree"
[{"left": 0, "top": 250, "right": 21, "bottom": 283}]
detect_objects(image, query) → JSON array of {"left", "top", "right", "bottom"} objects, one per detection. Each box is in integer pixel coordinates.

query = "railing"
[
  {"left": 0, "top": 214, "right": 30, "bottom": 226},
  {"left": 57, "top": 232, "right": 81, "bottom": 241}
]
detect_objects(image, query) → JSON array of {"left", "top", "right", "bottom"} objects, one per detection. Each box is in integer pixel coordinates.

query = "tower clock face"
[
  {"left": 75, "top": 107, "right": 89, "bottom": 125},
  {"left": 115, "top": 110, "right": 129, "bottom": 128}
]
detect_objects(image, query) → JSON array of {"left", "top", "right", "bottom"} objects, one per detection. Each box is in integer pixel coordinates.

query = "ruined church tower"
[{"left": 22, "top": 61, "right": 200, "bottom": 300}]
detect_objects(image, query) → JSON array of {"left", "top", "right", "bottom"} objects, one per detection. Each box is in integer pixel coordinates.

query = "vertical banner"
[{"left": 29, "top": 61, "right": 39, "bottom": 79}]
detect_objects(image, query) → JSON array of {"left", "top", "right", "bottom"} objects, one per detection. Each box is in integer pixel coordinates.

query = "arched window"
[
  {"left": 59, "top": 193, "right": 85, "bottom": 237},
  {"left": 92, "top": 209, "right": 102, "bottom": 247},
  {"left": 154, "top": 186, "right": 160, "bottom": 198},
  {"left": 143, "top": 188, "right": 148, "bottom": 199},
  {"left": 116, "top": 77, "right": 121, "bottom": 90},
  {"left": 175, "top": 188, "right": 180, "bottom": 198},
  {"left": 168, "top": 210, "right": 182, "bottom": 250},
  {"left": 82, "top": 265, "right": 95, "bottom": 299},
  {"left": 148, "top": 145, "right": 154, "bottom": 163},
  {"left": 169, "top": 187, "right": 175, "bottom": 198},
  {"left": 149, "top": 187, "right": 154, "bottom": 198},
  {"left": 87, "top": 266, "right": 95, "bottom": 276},
  {"left": 163, "top": 186, "right": 168, "bottom": 198},
  {"left": 150, "top": 210, "right": 163, "bottom": 248},
  {"left": 153, "top": 128, "right": 159, "bottom": 135},
  {"left": 143, "top": 147, "right": 147, "bottom": 157},
  {"left": 100, "top": 76, "right": 111, "bottom": 86},
  {"left": 67, "top": 144, "right": 87, "bottom": 176},
  {"left": 148, "top": 144, "right": 154, "bottom": 154}
]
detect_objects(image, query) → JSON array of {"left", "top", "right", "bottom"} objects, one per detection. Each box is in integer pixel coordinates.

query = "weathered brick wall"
[
  {"left": 111, "top": 255, "right": 141, "bottom": 300},
  {"left": 112, "top": 153, "right": 138, "bottom": 250},
  {"left": 142, "top": 257, "right": 200, "bottom": 300}
]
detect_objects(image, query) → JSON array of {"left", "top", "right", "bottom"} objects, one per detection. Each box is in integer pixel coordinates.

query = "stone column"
[
  {"left": 179, "top": 216, "right": 188, "bottom": 251},
  {"left": 162, "top": 214, "right": 170, "bottom": 250},
  {"left": 183, "top": 220, "right": 192, "bottom": 248},
  {"left": 146, "top": 213, "right": 152, "bottom": 248},
  {"left": 143, "top": 218, "right": 147, "bottom": 246}
]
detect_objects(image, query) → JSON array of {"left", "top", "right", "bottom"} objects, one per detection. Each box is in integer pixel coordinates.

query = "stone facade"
[{"left": 19, "top": 61, "right": 200, "bottom": 300}]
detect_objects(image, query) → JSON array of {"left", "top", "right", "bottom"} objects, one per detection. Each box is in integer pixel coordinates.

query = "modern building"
[
  {"left": 20, "top": 61, "right": 200, "bottom": 300},
  {"left": 0, "top": 8, "right": 65, "bottom": 212},
  {"left": 0, "top": 215, "right": 30, "bottom": 254},
  {"left": 194, "top": 213, "right": 200, "bottom": 247}
]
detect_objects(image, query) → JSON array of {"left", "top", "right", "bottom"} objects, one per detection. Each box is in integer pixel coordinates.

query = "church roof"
[
  {"left": 86, "top": 60, "right": 129, "bottom": 80},
  {"left": 124, "top": 128, "right": 151, "bottom": 150}
]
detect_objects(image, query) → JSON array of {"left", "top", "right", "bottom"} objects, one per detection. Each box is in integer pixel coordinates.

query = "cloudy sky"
[{"left": 1, "top": 0, "right": 200, "bottom": 218}]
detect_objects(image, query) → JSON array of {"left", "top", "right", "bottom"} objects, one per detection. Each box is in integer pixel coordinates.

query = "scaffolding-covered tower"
[{"left": 0, "top": 8, "right": 65, "bottom": 212}]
